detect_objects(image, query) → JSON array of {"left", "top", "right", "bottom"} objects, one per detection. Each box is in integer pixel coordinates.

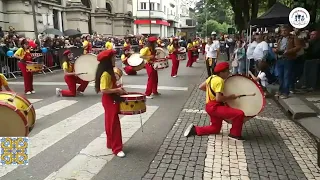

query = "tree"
[{"left": 200, "top": 20, "right": 230, "bottom": 36}]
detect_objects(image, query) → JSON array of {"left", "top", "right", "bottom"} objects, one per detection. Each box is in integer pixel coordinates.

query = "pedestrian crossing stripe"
[{"left": 0, "top": 97, "right": 159, "bottom": 180}]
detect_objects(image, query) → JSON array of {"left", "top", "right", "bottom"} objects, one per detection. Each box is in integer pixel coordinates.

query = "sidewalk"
[{"left": 142, "top": 72, "right": 320, "bottom": 180}]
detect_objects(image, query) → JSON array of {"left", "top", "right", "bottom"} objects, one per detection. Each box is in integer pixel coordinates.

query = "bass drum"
[
  {"left": 223, "top": 75, "right": 265, "bottom": 122},
  {"left": 155, "top": 47, "right": 167, "bottom": 59},
  {"left": 127, "top": 53, "right": 145, "bottom": 71},
  {"left": 74, "top": 54, "right": 99, "bottom": 82}
]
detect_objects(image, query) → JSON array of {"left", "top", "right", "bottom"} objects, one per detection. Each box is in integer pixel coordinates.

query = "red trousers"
[
  {"left": 102, "top": 94, "right": 123, "bottom": 155},
  {"left": 18, "top": 62, "right": 34, "bottom": 93},
  {"left": 61, "top": 75, "right": 89, "bottom": 97},
  {"left": 186, "top": 51, "right": 194, "bottom": 67},
  {"left": 145, "top": 63, "right": 158, "bottom": 96},
  {"left": 124, "top": 66, "right": 137, "bottom": 75},
  {"left": 195, "top": 101, "right": 245, "bottom": 137},
  {"left": 170, "top": 54, "right": 179, "bottom": 76}
]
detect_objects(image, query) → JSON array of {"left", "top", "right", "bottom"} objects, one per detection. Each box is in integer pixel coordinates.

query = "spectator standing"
[
  {"left": 0, "top": 27, "right": 4, "bottom": 38},
  {"left": 246, "top": 35, "right": 258, "bottom": 74}
]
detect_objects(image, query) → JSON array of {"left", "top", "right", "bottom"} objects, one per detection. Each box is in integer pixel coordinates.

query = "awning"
[{"left": 134, "top": 20, "right": 170, "bottom": 26}]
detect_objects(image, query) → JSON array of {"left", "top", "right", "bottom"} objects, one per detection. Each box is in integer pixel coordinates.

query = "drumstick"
[
  {"left": 77, "top": 72, "right": 88, "bottom": 75},
  {"left": 238, "top": 93, "right": 256, "bottom": 98},
  {"left": 120, "top": 77, "right": 123, "bottom": 88}
]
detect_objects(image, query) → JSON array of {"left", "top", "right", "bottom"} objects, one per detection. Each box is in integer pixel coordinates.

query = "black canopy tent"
[{"left": 250, "top": 2, "right": 292, "bottom": 26}]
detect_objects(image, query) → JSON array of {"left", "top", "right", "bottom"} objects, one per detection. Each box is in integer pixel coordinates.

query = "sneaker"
[
  {"left": 116, "top": 151, "right": 126, "bottom": 158},
  {"left": 228, "top": 134, "right": 245, "bottom": 141},
  {"left": 184, "top": 124, "right": 196, "bottom": 137},
  {"left": 77, "top": 91, "right": 84, "bottom": 96},
  {"left": 31, "top": 90, "right": 36, "bottom": 94},
  {"left": 55, "top": 88, "right": 61, "bottom": 97},
  {"left": 280, "top": 95, "right": 288, "bottom": 99},
  {"left": 146, "top": 95, "right": 153, "bottom": 99},
  {"left": 172, "top": 75, "right": 177, "bottom": 78},
  {"left": 25, "top": 91, "right": 31, "bottom": 95}
]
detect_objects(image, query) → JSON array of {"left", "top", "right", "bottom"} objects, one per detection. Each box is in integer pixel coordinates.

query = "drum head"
[
  {"left": 155, "top": 48, "right": 166, "bottom": 59},
  {"left": 74, "top": 54, "right": 99, "bottom": 81},
  {"left": 224, "top": 75, "right": 265, "bottom": 117},
  {"left": 127, "top": 54, "right": 144, "bottom": 66},
  {"left": 0, "top": 103, "right": 28, "bottom": 137}
]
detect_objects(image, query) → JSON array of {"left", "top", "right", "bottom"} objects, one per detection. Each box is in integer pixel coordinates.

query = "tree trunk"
[
  {"left": 251, "top": 0, "right": 259, "bottom": 20},
  {"left": 229, "top": 0, "right": 247, "bottom": 32},
  {"left": 310, "top": 0, "right": 318, "bottom": 24}
]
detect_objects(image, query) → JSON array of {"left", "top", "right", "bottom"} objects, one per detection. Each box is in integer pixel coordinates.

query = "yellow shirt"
[
  {"left": 193, "top": 41, "right": 199, "bottom": 46},
  {"left": 139, "top": 40, "right": 144, "bottom": 45},
  {"left": 0, "top": 73, "right": 8, "bottom": 87},
  {"left": 205, "top": 75, "right": 224, "bottom": 103},
  {"left": 167, "top": 45, "right": 176, "bottom": 54},
  {"left": 14, "top": 48, "right": 29, "bottom": 59},
  {"left": 83, "top": 40, "right": 89, "bottom": 54},
  {"left": 187, "top": 43, "right": 193, "bottom": 50},
  {"left": 124, "top": 42, "right": 128, "bottom": 47},
  {"left": 62, "top": 62, "right": 73, "bottom": 73},
  {"left": 105, "top": 42, "right": 113, "bottom": 50},
  {"left": 157, "top": 39, "right": 161, "bottom": 44},
  {"left": 140, "top": 47, "right": 152, "bottom": 63},
  {"left": 100, "top": 71, "right": 112, "bottom": 90},
  {"left": 121, "top": 54, "right": 127, "bottom": 62}
]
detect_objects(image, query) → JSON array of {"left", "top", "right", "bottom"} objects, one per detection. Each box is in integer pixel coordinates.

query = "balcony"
[
  {"left": 167, "top": 14, "right": 176, "bottom": 21},
  {"left": 136, "top": 10, "right": 165, "bottom": 19}
]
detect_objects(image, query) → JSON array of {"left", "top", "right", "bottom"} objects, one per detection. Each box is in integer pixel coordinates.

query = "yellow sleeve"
[
  {"left": 62, "top": 62, "right": 69, "bottom": 71},
  {"left": 140, "top": 47, "right": 148, "bottom": 56},
  {"left": 121, "top": 54, "right": 126, "bottom": 61},
  {"left": 192, "top": 42, "right": 196, "bottom": 46},
  {"left": 14, "top": 48, "right": 23, "bottom": 57},
  {"left": 187, "top": 43, "right": 193, "bottom": 49},
  {"left": 0, "top": 74, "right": 8, "bottom": 86},
  {"left": 83, "top": 41, "right": 88, "bottom": 47},
  {"left": 139, "top": 40, "right": 143, "bottom": 45},
  {"left": 100, "top": 72, "right": 112, "bottom": 90},
  {"left": 168, "top": 45, "right": 175, "bottom": 53},
  {"left": 124, "top": 43, "right": 128, "bottom": 47},
  {"left": 105, "top": 42, "right": 108, "bottom": 49},
  {"left": 212, "top": 77, "right": 224, "bottom": 93}
]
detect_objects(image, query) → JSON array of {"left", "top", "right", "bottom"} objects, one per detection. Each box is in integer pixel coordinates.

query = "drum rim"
[
  {"left": 119, "top": 108, "right": 147, "bottom": 115},
  {"left": 74, "top": 54, "right": 99, "bottom": 81},
  {"left": 0, "top": 101, "right": 29, "bottom": 136},
  {"left": 0, "top": 91, "right": 36, "bottom": 124},
  {"left": 154, "top": 58, "right": 167, "bottom": 62},
  {"left": 224, "top": 74, "right": 266, "bottom": 117},
  {"left": 120, "top": 92, "right": 146, "bottom": 100}
]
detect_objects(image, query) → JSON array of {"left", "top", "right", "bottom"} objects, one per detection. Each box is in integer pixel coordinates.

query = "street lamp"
[{"left": 31, "top": 0, "right": 39, "bottom": 42}]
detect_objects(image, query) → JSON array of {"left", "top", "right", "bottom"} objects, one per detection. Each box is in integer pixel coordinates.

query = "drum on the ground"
[
  {"left": 223, "top": 75, "right": 265, "bottom": 122},
  {"left": 155, "top": 47, "right": 167, "bottom": 59},
  {"left": 74, "top": 54, "right": 99, "bottom": 81},
  {"left": 127, "top": 53, "right": 145, "bottom": 71},
  {"left": 0, "top": 91, "right": 36, "bottom": 136},
  {"left": 119, "top": 92, "right": 146, "bottom": 115},
  {"left": 113, "top": 67, "right": 123, "bottom": 81},
  {"left": 26, "top": 62, "right": 43, "bottom": 72}
]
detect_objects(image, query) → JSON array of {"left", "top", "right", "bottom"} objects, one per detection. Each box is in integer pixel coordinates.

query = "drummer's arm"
[
  {"left": 1, "top": 77, "right": 11, "bottom": 91},
  {"left": 248, "top": 71, "right": 259, "bottom": 81},
  {"left": 62, "top": 62, "right": 75, "bottom": 76},
  {"left": 199, "top": 81, "right": 206, "bottom": 91},
  {"left": 100, "top": 72, "right": 123, "bottom": 94},
  {"left": 14, "top": 48, "right": 23, "bottom": 60},
  {"left": 3, "top": 85, "right": 11, "bottom": 91}
]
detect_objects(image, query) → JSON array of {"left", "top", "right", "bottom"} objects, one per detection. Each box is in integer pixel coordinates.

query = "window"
[
  {"left": 164, "top": 6, "right": 166, "bottom": 13},
  {"left": 150, "top": 2, "right": 155, "bottom": 11},
  {"left": 157, "top": 3, "right": 160, "bottom": 11},
  {"left": 140, "top": 2, "right": 146, "bottom": 10}
]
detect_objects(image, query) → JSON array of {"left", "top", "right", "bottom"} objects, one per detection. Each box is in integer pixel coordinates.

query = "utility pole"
[
  {"left": 149, "top": 0, "right": 151, "bottom": 36},
  {"left": 31, "top": 0, "right": 39, "bottom": 42}
]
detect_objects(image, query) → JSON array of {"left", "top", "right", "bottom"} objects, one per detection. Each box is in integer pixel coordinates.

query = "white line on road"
[
  {"left": 35, "top": 100, "right": 78, "bottom": 120},
  {"left": 28, "top": 99, "right": 43, "bottom": 103},
  {"left": 0, "top": 103, "right": 104, "bottom": 177},
  {"left": 9, "top": 82, "right": 188, "bottom": 91},
  {"left": 44, "top": 106, "right": 158, "bottom": 180}
]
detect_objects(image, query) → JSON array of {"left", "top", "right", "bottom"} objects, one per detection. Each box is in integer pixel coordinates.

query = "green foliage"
[{"left": 200, "top": 20, "right": 230, "bottom": 36}]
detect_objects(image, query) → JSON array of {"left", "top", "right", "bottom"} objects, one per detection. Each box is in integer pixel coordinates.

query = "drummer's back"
[{"left": 205, "top": 75, "right": 224, "bottom": 103}]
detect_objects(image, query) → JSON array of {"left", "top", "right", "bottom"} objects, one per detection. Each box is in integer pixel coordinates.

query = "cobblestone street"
[{"left": 142, "top": 73, "right": 320, "bottom": 180}]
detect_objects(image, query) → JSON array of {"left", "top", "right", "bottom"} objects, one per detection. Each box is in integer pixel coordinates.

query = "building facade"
[
  {"left": 0, "top": 0, "right": 134, "bottom": 38},
  {"left": 176, "top": 0, "right": 197, "bottom": 40},
  {"left": 132, "top": 0, "right": 179, "bottom": 37}
]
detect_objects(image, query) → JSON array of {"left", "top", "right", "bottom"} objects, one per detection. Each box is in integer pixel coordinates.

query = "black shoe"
[
  {"left": 228, "top": 134, "right": 245, "bottom": 141},
  {"left": 184, "top": 124, "right": 196, "bottom": 137}
]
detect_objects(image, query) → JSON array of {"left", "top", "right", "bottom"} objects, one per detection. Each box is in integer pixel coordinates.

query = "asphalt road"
[{"left": 0, "top": 57, "right": 207, "bottom": 180}]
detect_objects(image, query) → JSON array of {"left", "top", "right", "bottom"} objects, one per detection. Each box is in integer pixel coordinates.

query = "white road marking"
[
  {"left": 0, "top": 103, "right": 104, "bottom": 177},
  {"left": 28, "top": 99, "right": 43, "bottom": 103},
  {"left": 35, "top": 100, "right": 78, "bottom": 120},
  {"left": 9, "top": 82, "right": 188, "bottom": 91},
  {"left": 44, "top": 106, "right": 158, "bottom": 180}
]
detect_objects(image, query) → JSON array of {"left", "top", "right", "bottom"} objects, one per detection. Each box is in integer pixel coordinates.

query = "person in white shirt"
[
  {"left": 205, "top": 36, "right": 220, "bottom": 77},
  {"left": 248, "top": 61, "right": 269, "bottom": 95},
  {"left": 246, "top": 35, "right": 258, "bottom": 74},
  {"left": 252, "top": 34, "right": 269, "bottom": 72}
]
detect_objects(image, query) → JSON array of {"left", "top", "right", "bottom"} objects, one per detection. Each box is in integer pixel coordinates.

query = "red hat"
[
  {"left": 63, "top": 50, "right": 71, "bottom": 56},
  {"left": 148, "top": 36, "right": 157, "bottom": 42},
  {"left": 97, "top": 49, "right": 116, "bottom": 62},
  {"left": 214, "top": 62, "right": 229, "bottom": 73}
]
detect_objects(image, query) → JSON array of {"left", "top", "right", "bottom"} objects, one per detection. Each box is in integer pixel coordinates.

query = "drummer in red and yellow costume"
[
  {"left": 168, "top": 37, "right": 181, "bottom": 77},
  {"left": 184, "top": 62, "right": 246, "bottom": 141},
  {"left": 56, "top": 50, "right": 89, "bottom": 97},
  {"left": 186, "top": 39, "right": 196, "bottom": 67},
  {"left": 121, "top": 46, "right": 137, "bottom": 75},
  {"left": 193, "top": 38, "right": 200, "bottom": 62},
  {"left": 0, "top": 73, "right": 11, "bottom": 91},
  {"left": 124, "top": 38, "right": 131, "bottom": 49},
  {"left": 94, "top": 49, "right": 127, "bottom": 158},
  {"left": 83, "top": 35, "right": 92, "bottom": 54},
  {"left": 140, "top": 36, "right": 160, "bottom": 99},
  {"left": 105, "top": 38, "right": 114, "bottom": 50},
  {"left": 139, "top": 38, "right": 144, "bottom": 50},
  {"left": 14, "top": 39, "right": 35, "bottom": 95}
]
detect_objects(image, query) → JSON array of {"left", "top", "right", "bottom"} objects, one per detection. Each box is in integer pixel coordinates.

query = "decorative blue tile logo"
[{"left": 0, "top": 137, "right": 29, "bottom": 165}]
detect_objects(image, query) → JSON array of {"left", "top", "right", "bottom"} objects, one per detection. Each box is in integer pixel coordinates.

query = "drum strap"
[{"left": 208, "top": 77, "right": 216, "bottom": 101}]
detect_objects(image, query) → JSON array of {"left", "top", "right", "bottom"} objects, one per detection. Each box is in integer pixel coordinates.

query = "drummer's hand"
[
  {"left": 149, "top": 55, "right": 155, "bottom": 59},
  {"left": 117, "top": 88, "right": 127, "bottom": 95},
  {"left": 228, "top": 94, "right": 238, "bottom": 100}
]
